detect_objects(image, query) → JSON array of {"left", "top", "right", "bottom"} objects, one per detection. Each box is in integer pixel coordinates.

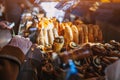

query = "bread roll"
[
  {"left": 76, "top": 24, "right": 84, "bottom": 44},
  {"left": 64, "top": 23, "right": 73, "bottom": 45},
  {"left": 58, "top": 23, "right": 65, "bottom": 36},
  {"left": 93, "top": 25, "right": 99, "bottom": 42},
  {"left": 53, "top": 21, "right": 59, "bottom": 30},
  {"left": 88, "top": 24, "right": 94, "bottom": 42},
  {"left": 67, "top": 22, "right": 72, "bottom": 27},
  {"left": 47, "top": 20, "right": 54, "bottom": 29},
  {"left": 71, "top": 25, "right": 79, "bottom": 44},
  {"left": 36, "top": 29, "right": 44, "bottom": 45},
  {"left": 53, "top": 28, "right": 59, "bottom": 38},
  {"left": 96, "top": 25, "right": 103, "bottom": 42},
  {"left": 38, "top": 22, "right": 42, "bottom": 30},
  {"left": 48, "top": 29, "right": 54, "bottom": 45},
  {"left": 82, "top": 24, "right": 88, "bottom": 43},
  {"left": 43, "top": 29, "right": 49, "bottom": 45},
  {"left": 73, "top": 20, "right": 83, "bottom": 26},
  {"left": 43, "top": 19, "right": 49, "bottom": 28}
]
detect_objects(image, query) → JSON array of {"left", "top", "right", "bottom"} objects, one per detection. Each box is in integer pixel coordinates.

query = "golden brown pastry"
[
  {"left": 48, "top": 29, "right": 54, "bottom": 45},
  {"left": 71, "top": 25, "right": 79, "bottom": 44},
  {"left": 53, "top": 21, "right": 59, "bottom": 30},
  {"left": 36, "top": 29, "right": 44, "bottom": 45},
  {"left": 88, "top": 24, "right": 94, "bottom": 42},
  {"left": 82, "top": 24, "right": 89, "bottom": 43},
  {"left": 67, "top": 22, "right": 72, "bottom": 27},
  {"left": 43, "top": 19, "right": 50, "bottom": 28},
  {"left": 73, "top": 19, "right": 83, "bottom": 26},
  {"left": 38, "top": 21, "right": 42, "bottom": 30},
  {"left": 93, "top": 25, "right": 99, "bottom": 42},
  {"left": 53, "top": 28, "right": 59, "bottom": 38},
  {"left": 58, "top": 23, "right": 65, "bottom": 36},
  {"left": 76, "top": 24, "right": 84, "bottom": 44},
  {"left": 64, "top": 23, "right": 73, "bottom": 45},
  {"left": 43, "top": 29, "right": 49, "bottom": 45},
  {"left": 47, "top": 20, "right": 54, "bottom": 29}
]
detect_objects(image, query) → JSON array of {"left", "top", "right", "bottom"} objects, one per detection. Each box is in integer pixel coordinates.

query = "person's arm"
[{"left": 19, "top": 0, "right": 34, "bottom": 9}]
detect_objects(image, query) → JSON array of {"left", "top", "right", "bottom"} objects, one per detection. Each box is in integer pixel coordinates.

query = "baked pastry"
[
  {"left": 53, "top": 21, "right": 59, "bottom": 30},
  {"left": 88, "top": 24, "right": 94, "bottom": 42},
  {"left": 43, "top": 29, "right": 49, "bottom": 45},
  {"left": 48, "top": 29, "right": 54, "bottom": 45},
  {"left": 53, "top": 28, "right": 59, "bottom": 38},
  {"left": 58, "top": 23, "right": 65, "bottom": 36},
  {"left": 82, "top": 24, "right": 88, "bottom": 43},
  {"left": 37, "top": 29, "right": 45, "bottom": 45},
  {"left": 93, "top": 25, "right": 99, "bottom": 42},
  {"left": 73, "top": 19, "right": 83, "bottom": 26},
  {"left": 71, "top": 25, "right": 79, "bottom": 44},
  {"left": 64, "top": 23, "right": 73, "bottom": 45},
  {"left": 76, "top": 24, "right": 84, "bottom": 44},
  {"left": 36, "top": 29, "right": 44, "bottom": 46},
  {"left": 98, "top": 29, "right": 103, "bottom": 42}
]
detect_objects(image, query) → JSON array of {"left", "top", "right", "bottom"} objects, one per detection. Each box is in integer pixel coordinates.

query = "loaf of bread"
[
  {"left": 58, "top": 23, "right": 65, "bottom": 36},
  {"left": 93, "top": 25, "right": 99, "bottom": 42},
  {"left": 43, "top": 29, "right": 49, "bottom": 45},
  {"left": 71, "top": 25, "right": 79, "bottom": 44},
  {"left": 48, "top": 29, "right": 54, "bottom": 45},
  {"left": 53, "top": 28, "right": 59, "bottom": 38},
  {"left": 64, "top": 23, "right": 73, "bottom": 45},
  {"left": 88, "top": 24, "right": 94, "bottom": 42},
  {"left": 36, "top": 29, "right": 44, "bottom": 45},
  {"left": 76, "top": 24, "right": 84, "bottom": 44},
  {"left": 82, "top": 24, "right": 88, "bottom": 43},
  {"left": 53, "top": 21, "right": 59, "bottom": 30}
]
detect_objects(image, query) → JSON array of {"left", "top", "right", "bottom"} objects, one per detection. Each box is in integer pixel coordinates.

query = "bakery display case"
[
  {"left": 18, "top": 9, "right": 120, "bottom": 79},
  {"left": 1, "top": 0, "right": 119, "bottom": 80}
]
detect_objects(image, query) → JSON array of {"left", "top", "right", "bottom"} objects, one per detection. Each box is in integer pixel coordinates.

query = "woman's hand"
[{"left": 0, "top": 21, "right": 11, "bottom": 30}]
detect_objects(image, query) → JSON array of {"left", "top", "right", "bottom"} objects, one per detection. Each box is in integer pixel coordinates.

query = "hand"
[{"left": 0, "top": 21, "right": 11, "bottom": 30}]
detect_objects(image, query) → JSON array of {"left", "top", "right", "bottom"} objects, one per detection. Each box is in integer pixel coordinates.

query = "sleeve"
[{"left": 9, "top": 35, "right": 32, "bottom": 55}]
